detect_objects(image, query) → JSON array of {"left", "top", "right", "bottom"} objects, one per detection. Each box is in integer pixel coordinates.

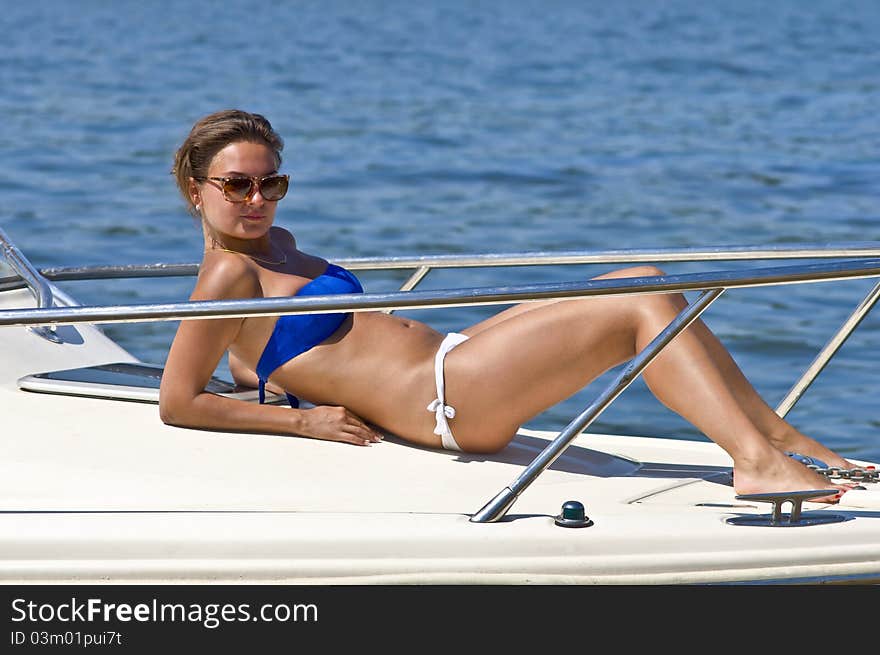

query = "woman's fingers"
[
  {"left": 343, "top": 415, "right": 384, "bottom": 445},
  {"left": 302, "top": 405, "right": 384, "bottom": 446},
  {"left": 341, "top": 408, "right": 383, "bottom": 444}
]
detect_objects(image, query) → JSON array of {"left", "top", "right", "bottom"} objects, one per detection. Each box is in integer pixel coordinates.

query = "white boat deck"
[{"left": 3, "top": 284, "right": 880, "bottom": 584}]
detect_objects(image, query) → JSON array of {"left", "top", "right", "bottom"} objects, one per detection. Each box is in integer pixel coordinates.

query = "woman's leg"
[
  {"left": 648, "top": 292, "right": 854, "bottom": 469},
  {"left": 463, "top": 266, "right": 853, "bottom": 468},
  {"left": 449, "top": 266, "right": 847, "bottom": 499}
]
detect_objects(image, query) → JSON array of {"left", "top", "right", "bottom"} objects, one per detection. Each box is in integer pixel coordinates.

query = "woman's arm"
[
  {"left": 159, "top": 256, "right": 381, "bottom": 446},
  {"left": 227, "top": 351, "right": 259, "bottom": 388},
  {"left": 227, "top": 350, "right": 286, "bottom": 395}
]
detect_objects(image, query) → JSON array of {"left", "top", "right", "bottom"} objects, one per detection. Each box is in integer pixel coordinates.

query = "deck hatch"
[{"left": 17, "top": 361, "right": 285, "bottom": 404}]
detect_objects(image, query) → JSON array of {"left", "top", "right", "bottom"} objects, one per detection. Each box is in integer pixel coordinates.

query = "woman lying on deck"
[{"left": 159, "top": 109, "right": 855, "bottom": 502}]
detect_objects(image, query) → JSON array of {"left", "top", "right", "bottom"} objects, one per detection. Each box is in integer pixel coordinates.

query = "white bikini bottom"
[{"left": 426, "top": 332, "right": 469, "bottom": 452}]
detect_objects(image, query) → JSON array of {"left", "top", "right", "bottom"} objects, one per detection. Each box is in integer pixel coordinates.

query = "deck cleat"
[{"left": 726, "top": 489, "right": 848, "bottom": 527}]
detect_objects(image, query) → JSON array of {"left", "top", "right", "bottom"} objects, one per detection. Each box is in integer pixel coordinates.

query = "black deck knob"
[{"left": 554, "top": 500, "right": 593, "bottom": 528}]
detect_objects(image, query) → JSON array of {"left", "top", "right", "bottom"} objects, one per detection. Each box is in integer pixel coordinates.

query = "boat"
[{"left": 2, "top": 226, "right": 880, "bottom": 585}]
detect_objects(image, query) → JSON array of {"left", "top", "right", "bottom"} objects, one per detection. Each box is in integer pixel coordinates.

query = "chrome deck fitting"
[{"left": 727, "top": 489, "right": 848, "bottom": 527}]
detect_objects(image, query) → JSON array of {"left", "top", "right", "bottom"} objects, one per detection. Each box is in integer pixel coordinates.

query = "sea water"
[{"left": 1, "top": 0, "right": 878, "bottom": 460}]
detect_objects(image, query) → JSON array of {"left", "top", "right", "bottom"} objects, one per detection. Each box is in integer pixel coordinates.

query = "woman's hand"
[{"left": 297, "top": 405, "right": 384, "bottom": 446}]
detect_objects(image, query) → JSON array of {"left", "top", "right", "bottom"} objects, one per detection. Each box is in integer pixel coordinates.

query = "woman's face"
[{"left": 194, "top": 141, "right": 281, "bottom": 242}]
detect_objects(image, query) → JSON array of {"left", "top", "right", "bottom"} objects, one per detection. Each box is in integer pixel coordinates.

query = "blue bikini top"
[{"left": 255, "top": 263, "right": 363, "bottom": 406}]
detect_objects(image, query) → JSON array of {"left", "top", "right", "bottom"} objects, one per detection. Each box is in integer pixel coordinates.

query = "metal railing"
[
  {"left": 774, "top": 279, "right": 880, "bottom": 420},
  {"left": 0, "top": 227, "right": 61, "bottom": 343},
  {"left": 4, "top": 243, "right": 880, "bottom": 292},
  {"left": 2, "top": 253, "right": 880, "bottom": 326},
  {"left": 2, "top": 239, "right": 880, "bottom": 521}
]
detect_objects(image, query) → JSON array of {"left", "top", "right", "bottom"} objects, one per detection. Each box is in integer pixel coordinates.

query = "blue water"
[{"left": 2, "top": 0, "right": 878, "bottom": 461}]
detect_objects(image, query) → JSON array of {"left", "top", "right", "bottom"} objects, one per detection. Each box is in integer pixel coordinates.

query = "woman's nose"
[{"left": 245, "top": 186, "right": 266, "bottom": 205}]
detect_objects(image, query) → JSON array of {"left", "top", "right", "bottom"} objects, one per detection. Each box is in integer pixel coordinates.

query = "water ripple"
[{"left": 2, "top": 0, "right": 879, "bottom": 460}]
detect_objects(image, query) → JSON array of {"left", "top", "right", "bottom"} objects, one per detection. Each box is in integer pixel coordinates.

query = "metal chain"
[{"left": 808, "top": 465, "right": 879, "bottom": 483}]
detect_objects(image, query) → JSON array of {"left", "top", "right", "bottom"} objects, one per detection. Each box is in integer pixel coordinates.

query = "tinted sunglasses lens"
[
  {"left": 222, "top": 178, "right": 255, "bottom": 201},
  {"left": 260, "top": 175, "right": 288, "bottom": 201}
]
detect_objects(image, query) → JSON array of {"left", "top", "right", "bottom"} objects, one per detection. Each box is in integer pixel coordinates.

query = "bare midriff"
[{"left": 233, "top": 311, "right": 447, "bottom": 447}]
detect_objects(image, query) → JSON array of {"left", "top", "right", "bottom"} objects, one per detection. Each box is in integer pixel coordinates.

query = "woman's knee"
[
  {"left": 627, "top": 264, "right": 667, "bottom": 279},
  {"left": 597, "top": 264, "right": 667, "bottom": 281},
  {"left": 594, "top": 265, "right": 686, "bottom": 315},
  {"left": 637, "top": 285, "right": 689, "bottom": 320},
  {"left": 597, "top": 265, "right": 690, "bottom": 319}
]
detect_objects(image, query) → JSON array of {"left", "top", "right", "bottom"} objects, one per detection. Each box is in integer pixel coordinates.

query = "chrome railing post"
[
  {"left": 469, "top": 288, "right": 725, "bottom": 523},
  {"left": 383, "top": 265, "right": 432, "bottom": 314},
  {"left": 776, "top": 279, "right": 880, "bottom": 419},
  {"left": 0, "top": 227, "right": 62, "bottom": 343}
]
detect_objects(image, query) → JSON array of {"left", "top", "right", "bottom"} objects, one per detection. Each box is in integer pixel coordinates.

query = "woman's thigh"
[
  {"left": 460, "top": 266, "right": 665, "bottom": 339},
  {"left": 445, "top": 292, "right": 641, "bottom": 452}
]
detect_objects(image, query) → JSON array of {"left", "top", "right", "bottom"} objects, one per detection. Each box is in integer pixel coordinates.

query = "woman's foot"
[{"left": 733, "top": 447, "right": 850, "bottom": 503}]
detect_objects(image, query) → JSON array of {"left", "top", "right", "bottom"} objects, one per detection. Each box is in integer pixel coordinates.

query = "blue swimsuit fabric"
[{"left": 255, "top": 263, "right": 363, "bottom": 406}]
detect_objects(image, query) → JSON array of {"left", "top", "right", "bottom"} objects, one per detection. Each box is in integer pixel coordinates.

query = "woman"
[{"left": 160, "top": 109, "right": 855, "bottom": 502}]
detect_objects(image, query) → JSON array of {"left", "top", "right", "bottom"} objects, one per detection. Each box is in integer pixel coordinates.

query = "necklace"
[{"left": 205, "top": 240, "right": 287, "bottom": 266}]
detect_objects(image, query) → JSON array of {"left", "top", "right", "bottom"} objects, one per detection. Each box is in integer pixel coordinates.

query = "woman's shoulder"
[
  {"left": 270, "top": 225, "right": 297, "bottom": 248},
  {"left": 194, "top": 250, "right": 262, "bottom": 301},
  {"left": 270, "top": 227, "right": 329, "bottom": 271}
]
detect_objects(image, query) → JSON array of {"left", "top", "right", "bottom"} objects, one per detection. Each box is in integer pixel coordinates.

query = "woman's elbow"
[
  {"left": 159, "top": 400, "right": 180, "bottom": 426},
  {"left": 159, "top": 391, "right": 191, "bottom": 426}
]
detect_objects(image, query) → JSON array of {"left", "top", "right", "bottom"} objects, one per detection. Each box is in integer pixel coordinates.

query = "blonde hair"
[{"left": 171, "top": 109, "right": 284, "bottom": 216}]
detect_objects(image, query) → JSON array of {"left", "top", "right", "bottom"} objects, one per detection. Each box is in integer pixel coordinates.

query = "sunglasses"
[{"left": 194, "top": 174, "right": 289, "bottom": 202}]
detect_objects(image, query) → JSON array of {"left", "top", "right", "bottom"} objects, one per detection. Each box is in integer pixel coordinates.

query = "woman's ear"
[{"left": 188, "top": 178, "right": 201, "bottom": 210}]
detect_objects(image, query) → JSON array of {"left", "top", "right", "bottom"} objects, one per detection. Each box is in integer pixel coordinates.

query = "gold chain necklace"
[{"left": 205, "top": 240, "right": 287, "bottom": 266}]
